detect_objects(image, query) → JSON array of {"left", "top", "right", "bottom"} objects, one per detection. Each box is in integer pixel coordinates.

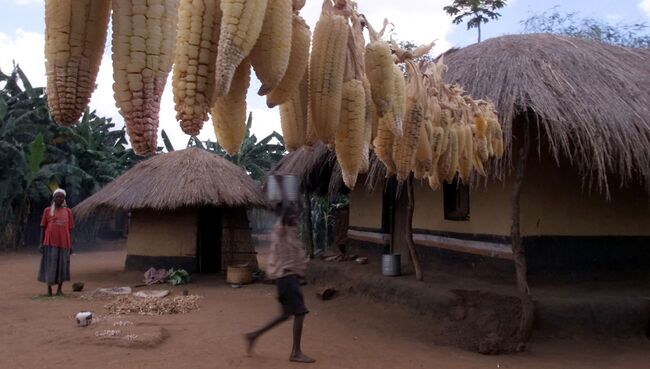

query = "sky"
[{"left": 1, "top": 0, "right": 649, "bottom": 150}]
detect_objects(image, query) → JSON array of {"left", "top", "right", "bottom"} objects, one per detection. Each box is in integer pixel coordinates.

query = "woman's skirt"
[{"left": 38, "top": 246, "right": 70, "bottom": 284}]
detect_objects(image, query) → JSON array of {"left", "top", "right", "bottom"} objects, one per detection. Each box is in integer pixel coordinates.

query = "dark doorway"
[{"left": 197, "top": 207, "right": 222, "bottom": 273}]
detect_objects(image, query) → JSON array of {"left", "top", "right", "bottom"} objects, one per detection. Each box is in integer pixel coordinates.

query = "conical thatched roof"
[
  {"left": 74, "top": 148, "right": 266, "bottom": 220},
  {"left": 272, "top": 34, "right": 650, "bottom": 195},
  {"left": 442, "top": 33, "right": 650, "bottom": 193}
]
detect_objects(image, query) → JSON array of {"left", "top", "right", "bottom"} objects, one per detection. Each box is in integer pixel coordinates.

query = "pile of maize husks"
[
  {"left": 104, "top": 295, "right": 201, "bottom": 315},
  {"left": 44, "top": 0, "right": 503, "bottom": 188}
]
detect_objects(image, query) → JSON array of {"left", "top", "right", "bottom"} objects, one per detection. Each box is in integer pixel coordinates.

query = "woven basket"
[{"left": 226, "top": 265, "right": 252, "bottom": 285}]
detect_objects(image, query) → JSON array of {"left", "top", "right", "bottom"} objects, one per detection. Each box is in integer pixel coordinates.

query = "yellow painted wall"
[
  {"left": 349, "top": 185, "right": 383, "bottom": 229},
  {"left": 521, "top": 157, "right": 650, "bottom": 236},
  {"left": 349, "top": 153, "right": 650, "bottom": 237},
  {"left": 126, "top": 208, "right": 198, "bottom": 257}
]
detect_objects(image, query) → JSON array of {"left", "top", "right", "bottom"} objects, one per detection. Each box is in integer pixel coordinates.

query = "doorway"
[{"left": 197, "top": 207, "right": 222, "bottom": 273}]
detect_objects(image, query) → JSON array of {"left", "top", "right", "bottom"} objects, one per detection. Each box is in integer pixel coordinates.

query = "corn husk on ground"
[
  {"left": 111, "top": 0, "right": 180, "bottom": 156},
  {"left": 44, "top": 0, "right": 111, "bottom": 126},
  {"left": 172, "top": 0, "right": 222, "bottom": 136}
]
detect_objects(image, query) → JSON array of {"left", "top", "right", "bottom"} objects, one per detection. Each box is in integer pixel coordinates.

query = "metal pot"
[
  {"left": 382, "top": 254, "right": 401, "bottom": 276},
  {"left": 266, "top": 175, "right": 300, "bottom": 202}
]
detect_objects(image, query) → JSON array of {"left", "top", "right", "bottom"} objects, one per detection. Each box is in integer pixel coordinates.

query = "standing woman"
[{"left": 38, "top": 188, "right": 74, "bottom": 296}]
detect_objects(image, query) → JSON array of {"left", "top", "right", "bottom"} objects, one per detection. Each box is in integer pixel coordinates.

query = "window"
[{"left": 443, "top": 176, "right": 470, "bottom": 221}]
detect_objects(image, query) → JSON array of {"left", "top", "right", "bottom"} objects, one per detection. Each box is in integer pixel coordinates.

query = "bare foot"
[
  {"left": 244, "top": 333, "right": 257, "bottom": 356},
  {"left": 290, "top": 352, "right": 315, "bottom": 363}
]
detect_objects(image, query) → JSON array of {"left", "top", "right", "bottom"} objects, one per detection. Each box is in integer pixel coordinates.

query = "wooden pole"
[
  {"left": 511, "top": 123, "right": 534, "bottom": 346},
  {"left": 405, "top": 175, "right": 423, "bottom": 281}
]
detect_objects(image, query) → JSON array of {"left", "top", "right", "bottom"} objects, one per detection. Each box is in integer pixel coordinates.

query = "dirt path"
[{"left": 1, "top": 246, "right": 648, "bottom": 369}]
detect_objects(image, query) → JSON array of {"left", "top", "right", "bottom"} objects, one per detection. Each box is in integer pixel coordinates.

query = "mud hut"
[
  {"left": 272, "top": 34, "right": 650, "bottom": 273},
  {"left": 74, "top": 148, "right": 266, "bottom": 273}
]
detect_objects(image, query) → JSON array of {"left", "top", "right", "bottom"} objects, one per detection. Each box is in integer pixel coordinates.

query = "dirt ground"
[{"left": 1, "top": 244, "right": 649, "bottom": 369}]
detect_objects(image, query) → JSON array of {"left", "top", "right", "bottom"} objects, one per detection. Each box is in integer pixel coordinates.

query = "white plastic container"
[
  {"left": 266, "top": 175, "right": 300, "bottom": 202},
  {"left": 75, "top": 311, "right": 93, "bottom": 327}
]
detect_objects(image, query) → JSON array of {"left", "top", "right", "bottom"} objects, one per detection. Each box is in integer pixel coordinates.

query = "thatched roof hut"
[
  {"left": 442, "top": 33, "right": 650, "bottom": 193},
  {"left": 75, "top": 148, "right": 266, "bottom": 219},
  {"left": 272, "top": 34, "right": 650, "bottom": 273},
  {"left": 74, "top": 148, "right": 266, "bottom": 273},
  {"left": 273, "top": 34, "right": 650, "bottom": 196}
]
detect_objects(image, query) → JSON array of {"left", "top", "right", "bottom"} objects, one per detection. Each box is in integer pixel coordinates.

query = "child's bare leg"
[
  {"left": 290, "top": 314, "right": 315, "bottom": 363},
  {"left": 245, "top": 313, "right": 289, "bottom": 355}
]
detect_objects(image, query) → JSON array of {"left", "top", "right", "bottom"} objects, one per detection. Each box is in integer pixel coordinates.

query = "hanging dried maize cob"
[
  {"left": 390, "top": 63, "right": 406, "bottom": 137},
  {"left": 444, "top": 126, "right": 459, "bottom": 182},
  {"left": 473, "top": 113, "right": 489, "bottom": 161},
  {"left": 359, "top": 116, "right": 372, "bottom": 174},
  {"left": 458, "top": 124, "right": 473, "bottom": 181},
  {"left": 436, "top": 132, "right": 452, "bottom": 184},
  {"left": 211, "top": 58, "right": 251, "bottom": 156},
  {"left": 373, "top": 112, "right": 396, "bottom": 176},
  {"left": 214, "top": 0, "right": 267, "bottom": 97},
  {"left": 172, "top": 0, "right": 222, "bottom": 136},
  {"left": 364, "top": 19, "right": 394, "bottom": 117},
  {"left": 359, "top": 77, "right": 375, "bottom": 174},
  {"left": 279, "top": 72, "right": 307, "bottom": 151},
  {"left": 472, "top": 149, "right": 486, "bottom": 177},
  {"left": 414, "top": 120, "right": 432, "bottom": 180},
  {"left": 112, "top": 0, "right": 180, "bottom": 156},
  {"left": 45, "top": 0, "right": 111, "bottom": 126},
  {"left": 250, "top": 0, "right": 293, "bottom": 95},
  {"left": 266, "top": 14, "right": 311, "bottom": 107},
  {"left": 335, "top": 79, "right": 366, "bottom": 189},
  {"left": 308, "top": 1, "right": 348, "bottom": 145},
  {"left": 430, "top": 125, "right": 445, "bottom": 171},
  {"left": 393, "top": 61, "right": 424, "bottom": 183}
]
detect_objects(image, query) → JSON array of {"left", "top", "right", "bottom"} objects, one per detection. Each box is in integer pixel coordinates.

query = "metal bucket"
[
  {"left": 266, "top": 175, "right": 300, "bottom": 202},
  {"left": 382, "top": 254, "right": 401, "bottom": 276}
]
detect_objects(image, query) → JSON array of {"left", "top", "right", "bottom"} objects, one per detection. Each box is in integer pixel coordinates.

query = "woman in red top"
[{"left": 38, "top": 188, "right": 74, "bottom": 296}]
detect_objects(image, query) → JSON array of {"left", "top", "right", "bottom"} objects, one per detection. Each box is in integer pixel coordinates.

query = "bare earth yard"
[{"left": 1, "top": 244, "right": 648, "bottom": 369}]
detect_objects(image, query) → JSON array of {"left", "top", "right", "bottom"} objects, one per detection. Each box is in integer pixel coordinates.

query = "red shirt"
[{"left": 40, "top": 207, "right": 74, "bottom": 248}]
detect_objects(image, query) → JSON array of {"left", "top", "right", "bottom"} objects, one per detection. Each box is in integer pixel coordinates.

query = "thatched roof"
[
  {"left": 442, "top": 33, "right": 650, "bottom": 193},
  {"left": 74, "top": 148, "right": 266, "bottom": 220},
  {"left": 272, "top": 34, "right": 650, "bottom": 195}
]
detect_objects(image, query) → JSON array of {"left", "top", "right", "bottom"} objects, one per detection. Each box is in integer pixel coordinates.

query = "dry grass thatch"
[
  {"left": 74, "top": 148, "right": 266, "bottom": 220},
  {"left": 442, "top": 33, "right": 650, "bottom": 194},
  {"left": 272, "top": 34, "right": 650, "bottom": 196}
]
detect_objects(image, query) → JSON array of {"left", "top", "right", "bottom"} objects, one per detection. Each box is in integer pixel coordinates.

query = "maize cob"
[
  {"left": 112, "top": 0, "right": 180, "bottom": 156},
  {"left": 365, "top": 40, "right": 395, "bottom": 117},
  {"left": 279, "top": 72, "right": 307, "bottom": 151},
  {"left": 359, "top": 77, "right": 375, "bottom": 174},
  {"left": 430, "top": 125, "right": 445, "bottom": 169},
  {"left": 436, "top": 133, "right": 452, "bottom": 184},
  {"left": 250, "top": 0, "right": 293, "bottom": 95},
  {"left": 265, "top": 14, "right": 311, "bottom": 107},
  {"left": 373, "top": 111, "right": 396, "bottom": 176},
  {"left": 211, "top": 58, "right": 251, "bottom": 156},
  {"left": 173, "top": 0, "right": 222, "bottom": 136},
  {"left": 309, "top": 11, "right": 348, "bottom": 145},
  {"left": 359, "top": 116, "right": 372, "bottom": 174},
  {"left": 393, "top": 61, "right": 424, "bottom": 183},
  {"left": 45, "top": 0, "right": 111, "bottom": 126},
  {"left": 335, "top": 79, "right": 366, "bottom": 189},
  {"left": 414, "top": 120, "right": 432, "bottom": 180},
  {"left": 444, "top": 126, "right": 459, "bottom": 182},
  {"left": 473, "top": 114, "right": 489, "bottom": 161},
  {"left": 458, "top": 125, "right": 473, "bottom": 181},
  {"left": 428, "top": 171, "right": 440, "bottom": 190},
  {"left": 492, "top": 120, "right": 504, "bottom": 158},
  {"left": 214, "top": 0, "right": 267, "bottom": 97},
  {"left": 292, "top": 0, "right": 306, "bottom": 11},
  {"left": 390, "top": 63, "right": 406, "bottom": 137},
  {"left": 472, "top": 148, "right": 486, "bottom": 177}
]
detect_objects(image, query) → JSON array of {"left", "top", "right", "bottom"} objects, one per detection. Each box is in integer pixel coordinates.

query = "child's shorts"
[{"left": 276, "top": 274, "right": 309, "bottom": 316}]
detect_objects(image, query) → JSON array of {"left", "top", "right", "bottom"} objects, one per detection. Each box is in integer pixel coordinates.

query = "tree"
[
  {"left": 521, "top": 7, "right": 650, "bottom": 48},
  {"left": 0, "top": 65, "right": 142, "bottom": 248},
  {"left": 444, "top": 0, "right": 507, "bottom": 43}
]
